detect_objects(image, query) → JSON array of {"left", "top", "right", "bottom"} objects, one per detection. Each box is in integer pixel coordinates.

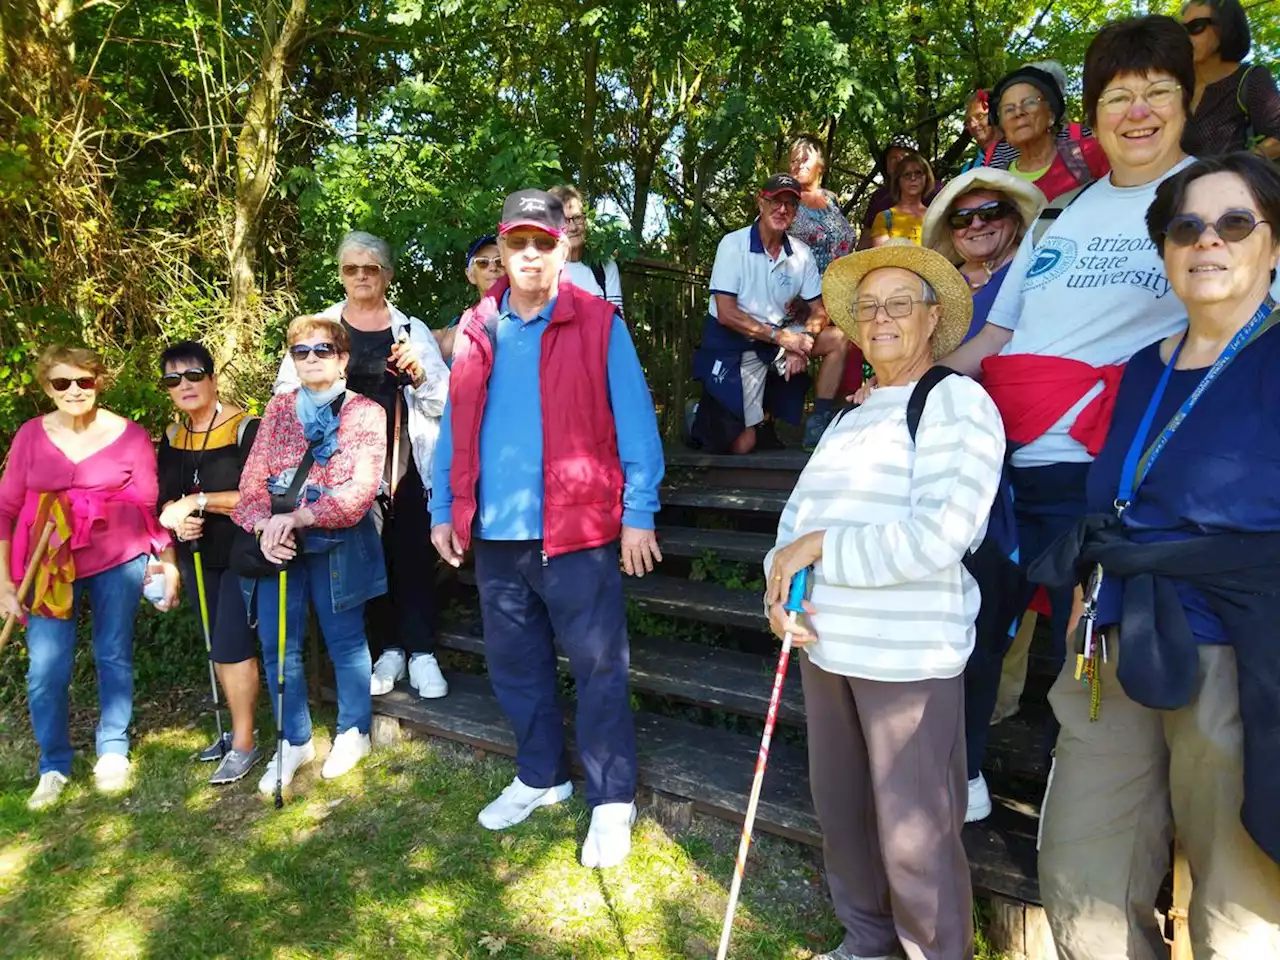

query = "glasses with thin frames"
[
  {"left": 1000, "top": 95, "right": 1046, "bottom": 118},
  {"left": 48, "top": 376, "right": 98, "bottom": 392},
  {"left": 341, "top": 263, "right": 383, "bottom": 278},
  {"left": 1097, "top": 81, "right": 1182, "bottom": 116},
  {"left": 1165, "top": 210, "right": 1273, "bottom": 247},
  {"left": 160, "top": 368, "right": 209, "bottom": 389},
  {"left": 948, "top": 200, "right": 1017, "bottom": 231},
  {"left": 855, "top": 296, "right": 931, "bottom": 323},
  {"left": 564, "top": 214, "right": 587, "bottom": 226},
  {"left": 471, "top": 256, "right": 503, "bottom": 270},
  {"left": 289, "top": 342, "right": 339, "bottom": 360},
  {"left": 1183, "top": 16, "right": 1214, "bottom": 35},
  {"left": 503, "top": 235, "right": 559, "bottom": 253}
]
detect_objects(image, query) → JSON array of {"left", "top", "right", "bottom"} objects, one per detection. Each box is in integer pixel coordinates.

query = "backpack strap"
[
  {"left": 906, "top": 366, "right": 958, "bottom": 443},
  {"left": 590, "top": 262, "right": 607, "bottom": 295},
  {"left": 1056, "top": 131, "right": 1094, "bottom": 188},
  {"left": 1031, "top": 180, "right": 1093, "bottom": 248},
  {"left": 236, "top": 414, "right": 259, "bottom": 448},
  {"left": 164, "top": 422, "right": 180, "bottom": 445},
  {"left": 1237, "top": 64, "right": 1256, "bottom": 117},
  {"left": 884, "top": 208, "right": 894, "bottom": 234}
]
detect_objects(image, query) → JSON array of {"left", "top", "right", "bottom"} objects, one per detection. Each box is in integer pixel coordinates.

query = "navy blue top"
[
  {"left": 964, "top": 263, "right": 1010, "bottom": 343},
  {"left": 1086, "top": 321, "right": 1280, "bottom": 642}
]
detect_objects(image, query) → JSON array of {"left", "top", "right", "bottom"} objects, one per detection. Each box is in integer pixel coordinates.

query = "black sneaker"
[
  {"left": 209, "top": 746, "right": 264, "bottom": 785},
  {"left": 197, "top": 732, "right": 233, "bottom": 763}
]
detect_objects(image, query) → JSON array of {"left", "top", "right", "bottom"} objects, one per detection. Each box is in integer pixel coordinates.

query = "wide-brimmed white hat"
[{"left": 922, "top": 168, "right": 1046, "bottom": 264}]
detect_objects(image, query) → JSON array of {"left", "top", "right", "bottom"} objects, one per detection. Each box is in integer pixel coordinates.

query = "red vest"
[{"left": 449, "top": 275, "right": 624, "bottom": 558}]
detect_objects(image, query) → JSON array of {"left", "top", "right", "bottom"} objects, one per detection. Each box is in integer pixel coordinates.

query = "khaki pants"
[
  {"left": 992, "top": 609, "right": 1037, "bottom": 723},
  {"left": 1039, "top": 637, "right": 1280, "bottom": 960}
]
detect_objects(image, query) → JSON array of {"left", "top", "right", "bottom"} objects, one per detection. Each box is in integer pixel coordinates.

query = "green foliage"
[{"left": 690, "top": 550, "right": 765, "bottom": 593}]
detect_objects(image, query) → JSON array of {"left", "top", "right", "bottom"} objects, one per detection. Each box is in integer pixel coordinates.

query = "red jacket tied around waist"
[
  {"left": 981, "top": 354, "right": 1126, "bottom": 457},
  {"left": 449, "top": 276, "right": 624, "bottom": 558}
]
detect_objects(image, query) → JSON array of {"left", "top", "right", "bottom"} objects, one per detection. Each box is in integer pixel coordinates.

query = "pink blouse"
[{"left": 0, "top": 418, "right": 171, "bottom": 583}]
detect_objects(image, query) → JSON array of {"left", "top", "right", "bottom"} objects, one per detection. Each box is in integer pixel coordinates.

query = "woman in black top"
[
  {"left": 1181, "top": 0, "right": 1280, "bottom": 159},
  {"left": 156, "top": 340, "right": 263, "bottom": 785}
]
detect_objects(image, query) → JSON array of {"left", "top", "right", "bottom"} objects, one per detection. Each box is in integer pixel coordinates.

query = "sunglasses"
[
  {"left": 1183, "top": 16, "right": 1214, "bottom": 35},
  {"left": 160, "top": 368, "right": 209, "bottom": 389},
  {"left": 948, "top": 200, "right": 1017, "bottom": 231},
  {"left": 341, "top": 263, "right": 383, "bottom": 278},
  {"left": 289, "top": 342, "right": 339, "bottom": 360},
  {"left": 471, "top": 256, "right": 503, "bottom": 269},
  {"left": 49, "top": 376, "right": 97, "bottom": 392},
  {"left": 1164, "top": 210, "right": 1273, "bottom": 247},
  {"left": 503, "top": 235, "right": 559, "bottom": 253}
]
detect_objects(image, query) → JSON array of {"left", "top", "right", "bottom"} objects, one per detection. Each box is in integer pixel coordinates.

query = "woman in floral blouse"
[{"left": 787, "top": 135, "right": 857, "bottom": 273}]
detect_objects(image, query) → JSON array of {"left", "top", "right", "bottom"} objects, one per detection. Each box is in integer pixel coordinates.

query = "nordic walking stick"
[
  {"left": 274, "top": 566, "right": 288, "bottom": 809},
  {"left": 0, "top": 517, "right": 57, "bottom": 655},
  {"left": 191, "top": 536, "right": 228, "bottom": 759},
  {"left": 716, "top": 566, "right": 810, "bottom": 960}
]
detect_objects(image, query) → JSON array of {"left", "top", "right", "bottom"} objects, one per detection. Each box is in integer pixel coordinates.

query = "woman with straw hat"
[{"left": 763, "top": 241, "right": 1005, "bottom": 960}]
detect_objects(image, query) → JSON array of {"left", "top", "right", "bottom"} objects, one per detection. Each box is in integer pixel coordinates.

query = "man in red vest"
[{"left": 429, "top": 188, "right": 665, "bottom": 869}]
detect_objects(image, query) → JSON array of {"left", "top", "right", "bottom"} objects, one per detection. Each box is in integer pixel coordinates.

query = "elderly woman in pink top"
[{"left": 0, "top": 346, "right": 177, "bottom": 812}]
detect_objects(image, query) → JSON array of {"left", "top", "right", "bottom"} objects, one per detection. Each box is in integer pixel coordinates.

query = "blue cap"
[{"left": 466, "top": 234, "right": 498, "bottom": 266}]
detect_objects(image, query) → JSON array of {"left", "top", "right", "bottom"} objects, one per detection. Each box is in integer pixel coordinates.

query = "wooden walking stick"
[{"left": 0, "top": 517, "right": 57, "bottom": 655}]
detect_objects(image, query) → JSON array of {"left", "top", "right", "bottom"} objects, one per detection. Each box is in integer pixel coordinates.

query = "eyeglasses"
[
  {"left": 289, "top": 342, "right": 339, "bottom": 360},
  {"left": 160, "top": 369, "right": 209, "bottom": 389},
  {"left": 1097, "top": 81, "right": 1182, "bottom": 116},
  {"left": 564, "top": 215, "right": 587, "bottom": 226},
  {"left": 1183, "top": 16, "right": 1214, "bottom": 35},
  {"left": 1164, "top": 210, "right": 1273, "bottom": 247},
  {"left": 763, "top": 196, "right": 800, "bottom": 212},
  {"left": 898, "top": 170, "right": 926, "bottom": 181},
  {"left": 854, "top": 296, "right": 931, "bottom": 323},
  {"left": 471, "top": 256, "right": 503, "bottom": 269},
  {"left": 48, "top": 376, "right": 97, "bottom": 392},
  {"left": 503, "top": 235, "right": 559, "bottom": 253},
  {"left": 1000, "top": 95, "right": 1046, "bottom": 118},
  {"left": 948, "top": 200, "right": 1017, "bottom": 231},
  {"left": 341, "top": 263, "right": 383, "bottom": 278}
]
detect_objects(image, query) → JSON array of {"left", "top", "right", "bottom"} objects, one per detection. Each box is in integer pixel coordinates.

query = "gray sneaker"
[
  {"left": 812, "top": 940, "right": 901, "bottom": 960},
  {"left": 208, "top": 746, "right": 263, "bottom": 785},
  {"left": 197, "top": 732, "right": 233, "bottom": 763}
]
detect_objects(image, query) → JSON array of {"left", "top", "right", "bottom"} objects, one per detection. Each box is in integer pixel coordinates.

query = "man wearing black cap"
[
  {"left": 691, "top": 173, "right": 845, "bottom": 453},
  {"left": 429, "top": 188, "right": 664, "bottom": 869}
]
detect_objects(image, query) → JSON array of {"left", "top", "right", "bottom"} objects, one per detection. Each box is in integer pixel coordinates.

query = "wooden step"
[
  {"left": 657, "top": 525, "right": 775, "bottom": 563},
  {"left": 661, "top": 485, "right": 790, "bottom": 514},
  {"left": 349, "top": 673, "right": 1042, "bottom": 905},
  {"left": 665, "top": 448, "right": 811, "bottom": 471}
]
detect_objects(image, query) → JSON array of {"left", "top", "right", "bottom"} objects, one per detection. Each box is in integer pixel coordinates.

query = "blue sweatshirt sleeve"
[
  {"left": 606, "top": 314, "right": 665, "bottom": 529},
  {"left": 428, "top": 396, "right": 454, "bottom": 526}
]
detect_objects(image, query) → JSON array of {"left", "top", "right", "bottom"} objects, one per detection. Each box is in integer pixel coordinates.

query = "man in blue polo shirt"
[{"left": 691, "top": 173, "right": 841, "bottom": 453}]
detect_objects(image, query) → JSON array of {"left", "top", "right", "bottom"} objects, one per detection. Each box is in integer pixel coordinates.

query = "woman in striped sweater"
[{"left": 764, "top": 242, "right": 1006, "bottom": 960}]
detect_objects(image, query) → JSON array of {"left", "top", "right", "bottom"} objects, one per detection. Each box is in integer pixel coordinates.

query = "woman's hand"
[
  {"left": 258, "top": 513, "right": 301, "bottom": 564},
  {"left": 175, "top": 515, "right": 204, "bottom": 543},
  {"left": 765, "top": 531, "right": 823, "bottom": 608},
  {"left": 157, "top": 557, "right": 181, "bottom": 612},
  {"left": 767, "top": 598, "right": 818, "bottom": 645},
  {"left": 390, "top": 339, "right": 425, "bottom": 387},
  {"left": 159, "top": 496, "right": 196, "bottom": 532},
  {"left": 0, "top": 577, "right": 21, "bottom": 619},
  {"left": 845, "top": 375, "right": 877, "bottom": 405}
]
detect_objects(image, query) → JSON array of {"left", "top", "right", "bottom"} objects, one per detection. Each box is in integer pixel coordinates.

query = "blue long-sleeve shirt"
[{"left": 429, "top": 292, "right": 664, "bottom": 538}]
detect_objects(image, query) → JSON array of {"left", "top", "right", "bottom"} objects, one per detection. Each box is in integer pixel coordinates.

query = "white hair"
[
  {"left": 921, "top": 277, "right": 938, "bottom": 303},
  {"left": 336, "top": 231, "right": 393, "bottom": 272}
]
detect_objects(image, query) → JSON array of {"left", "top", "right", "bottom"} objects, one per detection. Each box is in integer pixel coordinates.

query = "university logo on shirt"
[{"left": 1025, "top": 237, "right": 1076, "bottom": 290}]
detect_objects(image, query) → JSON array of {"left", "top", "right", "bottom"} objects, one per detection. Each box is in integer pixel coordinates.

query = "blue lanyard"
[{"left": 1116, "top": 298, "right": 1276, "bottom": 517}]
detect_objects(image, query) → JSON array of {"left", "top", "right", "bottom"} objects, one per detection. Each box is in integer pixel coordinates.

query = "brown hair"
[
  {"left": 286, "top": 315, "right": 350, "bottom": 354},
  {"left": 1082, "top": 16, "right": 1195, "bottom": 127},
  {"left": 36, "top": 345, "right": 108, "bottom": 387},
  {"left": 890, "top": 151, "right": 936, "bottom": 204},
  {"left": 547, "top": 184, "right": 584, "bottom": 207}
]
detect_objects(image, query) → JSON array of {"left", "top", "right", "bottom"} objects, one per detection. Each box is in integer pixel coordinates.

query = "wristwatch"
[
  {"left": 768, "top": 326, "right": 780, "bottom": 343},
  {"left": 196, "top": 492, "right": 208, "bottom": 514}
]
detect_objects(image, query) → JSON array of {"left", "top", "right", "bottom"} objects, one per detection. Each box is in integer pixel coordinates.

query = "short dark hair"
[
  {"left": 1183, "top": 0, "right": 1251, "bottom": 62},
  {"left": 1145, "top": 152, "right": 1280, "bottom": 257},
  {"left": 159, "top": 340, "right": 215, "bottom": 376},
  {"left": 1083, "top": 16, "right": 1195, "bottom": 127}
]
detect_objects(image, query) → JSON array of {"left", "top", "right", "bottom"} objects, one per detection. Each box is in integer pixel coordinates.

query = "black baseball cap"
[
  {"left": 499, "top": 189, "right": 565, "bottom": 238},
  {"left": 760, "top": 173, "right": 802, "bottom": 199},
  {"left": 991, "top": 64, "right": 1066, "bottom": 127},
  {"left": 466, "top": 234, "right": 498, "bottom": 266}
]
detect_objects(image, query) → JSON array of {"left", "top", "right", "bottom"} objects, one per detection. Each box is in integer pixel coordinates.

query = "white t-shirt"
[
  {"left": 708, "top": 222, "right": 823, "bottom": 326},
  {"left": 562, "top": 260, "right": 623, "bottom": 311},
  {"left": 987, "top": 158, "right": 1195, "bottom": 467}
]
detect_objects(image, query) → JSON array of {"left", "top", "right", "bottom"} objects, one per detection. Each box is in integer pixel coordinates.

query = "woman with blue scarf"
[{"left": 233, "top": 315, "right": 387, "bottom": 794}]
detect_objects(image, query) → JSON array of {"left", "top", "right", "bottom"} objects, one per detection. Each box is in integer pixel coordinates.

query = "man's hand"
[
  {"left": 783, "top": 352, "right": 808, "bottom": 380},
  {"left": 620, "top": 526, "right": 663, "bottom": 577},
  {"left": 431, "top": 522, "right": 465, "bottom": 567},
  {"left": 390, "top": 339, "right": 425, "bottom": 387},
  {"left": 778, "top": 329, "right": 812, "bottom": 358}
]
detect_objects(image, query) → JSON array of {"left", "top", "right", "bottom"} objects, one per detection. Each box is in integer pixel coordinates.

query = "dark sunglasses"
[
  {"left": 1182, "top": 16, "right": 1214, "bottom": 35},
  {"left": 503, "top": 234, "right": 559, "bottom": 253},
  {"left": 49, "top": 376, "right": 97, "bottom": 392},
  {"left": 160, "top": 368, "right": 209, "bottom": 389},
  {"left": 289, "top": 342, "right": 339, "bottom": 360},
  {"left": 341, "top": 263, "right": 383, "bottom": 278},
  {"left": 948, "top": 200, "right": 1017, "bottom": 231},
  {"left": 1165, "top": 210, "right": 1272, "bottom": 247}
]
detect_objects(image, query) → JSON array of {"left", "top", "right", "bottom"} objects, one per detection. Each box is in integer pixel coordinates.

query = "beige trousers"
[
  {"left": 1038, "top": 637, "right": 1280, "bottom": 960},
  {"left": 992, "top": 609, "right": 1038, "bottom": 723}
]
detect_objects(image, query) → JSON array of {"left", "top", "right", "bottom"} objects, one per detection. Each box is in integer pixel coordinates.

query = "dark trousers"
[
  {"left": 367, "top": 460, "right": 437, "bottom": 657},
  {"left": 963, "top": 461, "right": 1091, "bottom": 777},
  {"left": 472, "top": 538, "right": 636, "bottom": 808}
]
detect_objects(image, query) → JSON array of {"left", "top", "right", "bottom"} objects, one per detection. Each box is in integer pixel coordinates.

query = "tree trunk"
[{"left": 580, "top": 31, "right": 600, "bottom": 192}]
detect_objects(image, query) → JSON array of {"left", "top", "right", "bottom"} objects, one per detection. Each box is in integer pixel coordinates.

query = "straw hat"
[
  {"left": 922, "top": 168, "right": 1046, "bottom": 265},
  {"left": 823, "top": 240, "right": 973, "bottom": 360}
]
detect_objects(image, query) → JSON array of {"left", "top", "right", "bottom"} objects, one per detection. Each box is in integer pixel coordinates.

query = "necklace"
[
  {"left": 185, "top": 401, "right": 222, "bottom": 493},
  {"left": 962, "top": 262, "right": 993, "bottom": 290}
]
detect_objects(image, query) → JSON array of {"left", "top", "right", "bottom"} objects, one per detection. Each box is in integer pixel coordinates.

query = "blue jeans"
[
  {"left": 26, "top": 555, "right": 147, "bottom": 775},
  {"left": 248, "top": 553, "right": 372, "bottom": 746}
]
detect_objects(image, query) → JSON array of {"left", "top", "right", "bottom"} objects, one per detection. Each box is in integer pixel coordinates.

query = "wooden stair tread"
[
  {"left": 664, "top": 448, "right": 811, "bottom": 471},
  {"left": 661, "top": 484, "right": 790, "bottom": 513},
  {"left": 657, "top": 525, "right": 776, "bottom": 563}
]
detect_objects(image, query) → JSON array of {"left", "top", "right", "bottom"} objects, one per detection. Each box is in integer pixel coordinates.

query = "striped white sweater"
[{"left": 765, "top": 375, "right": 1005, "bottom": 681}]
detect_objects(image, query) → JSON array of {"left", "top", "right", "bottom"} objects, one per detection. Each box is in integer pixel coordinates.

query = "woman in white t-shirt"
[{"left": 548, "top": 184, "right": 624, "bottom": 311}]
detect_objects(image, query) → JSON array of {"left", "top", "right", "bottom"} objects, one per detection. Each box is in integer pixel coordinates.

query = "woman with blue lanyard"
[{"left": 1031, "top": 152, "right": 1280, "bottom": 958}]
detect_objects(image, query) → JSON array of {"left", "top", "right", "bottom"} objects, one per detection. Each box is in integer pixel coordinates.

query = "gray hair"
[
  {"left": 920, "top": 277, "right": 938, "bottom": 303},
  {"left": 336, "top": 231, "right": 393, "bottom": 272}
]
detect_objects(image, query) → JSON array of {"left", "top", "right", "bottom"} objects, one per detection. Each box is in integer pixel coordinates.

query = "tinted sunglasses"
[
  {"left": 160, "top": 368, "right": 208, "bottom": 389},
  {"left": 1183, "top": 16, "right": 1214, "bottom": 35},
  {"left": 49, "top": 376, "right": 97, "bottom": 392},
  {"left": 289, "top": 342, "right": 339, "bottom": 360},
  {"left": 503, "top": 235, "right": 559, "bottom": 253},
  {"left": 341, "top": 263, "right": 383, "bottom": 278},
  {"left": 948, "top": 200, "right": 1016, "bottom": 231},
  {"left": 471, "top": 256, "right": 502, "bottom": 269},
  {"left": 1165, "top": 210, "right": 1272, "bottom": 247}
]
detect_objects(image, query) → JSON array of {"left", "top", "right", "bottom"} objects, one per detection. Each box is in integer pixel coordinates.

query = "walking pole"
[
  {"left": 274, "top": 566, "right": 288, "bottom": 809},
  {"left": 716, "top": 567, "right": 810, "bottom": 960},
  {"left": 0, "top": 517, "right": 57, "bottom": 655},
  {"left": 191, "top": 536, "right": 228, "bottom": 759}
]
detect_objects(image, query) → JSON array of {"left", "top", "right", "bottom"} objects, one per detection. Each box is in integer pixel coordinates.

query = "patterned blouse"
[
  {"left": 788, "top": 191, "right": 856, "bottom": 274},
  {"left": 233, "top": 390, "right": 386, "bottom": 532},
  {"left": 1183, "top": 63, "right": 1280, "bottom": 157}
]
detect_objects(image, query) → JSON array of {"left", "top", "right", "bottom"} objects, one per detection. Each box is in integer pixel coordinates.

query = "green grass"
[{"left": 0, "top": 695, "right": 1008, "bottom": 959}]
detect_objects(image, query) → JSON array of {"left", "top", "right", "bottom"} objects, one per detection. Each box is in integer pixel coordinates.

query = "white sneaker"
[
  {"left": 257, "top": 739, "right": 316, "bottom": 795},
  {"left": 370, "top": 648, "right": 407, "bottom": 696},
  {"left": 581, "top": 801, "right": 637, "bottom": 868},
  {"left": 321, "top": 729, "right": 371, "bottom": 779},
  {"left": 966, "top": 773, "right": 992, "bottom": 823},
  {"left": 408, "top": 653, "right": 448, "bottom": 699},
  {"left": 478, "top": 776, "right": 572, "bottom": 830},
  {"left": 93, "top": 754, "right": 132, "bottom": 794},
  {"left": 27, "top": 771, "right": 69, "bottom": 810}
]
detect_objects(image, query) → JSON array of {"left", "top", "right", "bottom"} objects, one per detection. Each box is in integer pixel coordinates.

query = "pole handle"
[
  {"left": 0, "top": 517, "right": 57, "bottom": 655},
  {"left": 784, "top": 566, "right": 810, "bottom": 615}
]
